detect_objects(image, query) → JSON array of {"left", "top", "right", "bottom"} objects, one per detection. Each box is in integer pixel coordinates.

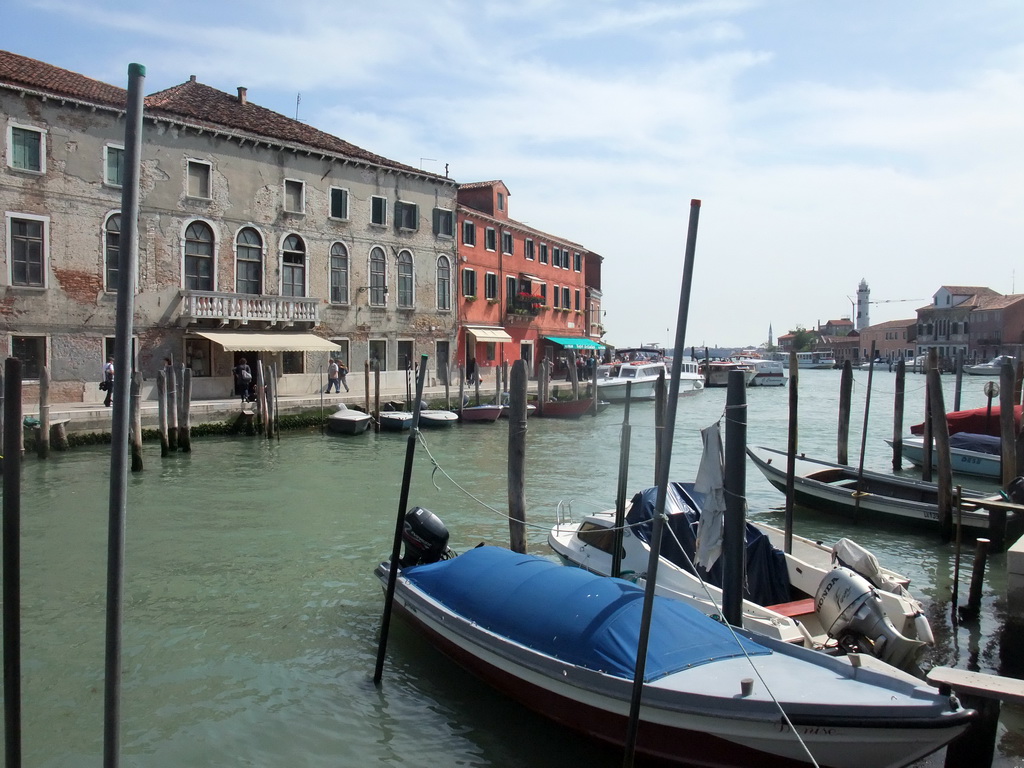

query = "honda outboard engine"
[
  {"left": 399, "top": 507, "right": 452, "bottom": 567},
  {"left": 815, "top": 568, "right": 926, "bottom": 674}
]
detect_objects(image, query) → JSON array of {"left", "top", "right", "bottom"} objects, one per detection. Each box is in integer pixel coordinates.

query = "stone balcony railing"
[{"left": 178, "top": 290, "right": 320, "bottom": 327}]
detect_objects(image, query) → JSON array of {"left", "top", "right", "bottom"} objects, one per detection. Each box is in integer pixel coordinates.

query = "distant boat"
[
  {"left": 733, "top": 357, "right": 786, "bottom": 386},
  {"left": 379, "top": 513, "right": 973, "bottom": 768},
  {"left": 325, "top": 403, "right": 372, "bottom": 435},
  {"left": 963, "top": 355, "right": 1015, "bottom": 376},
  {"left": 700, "top": 360, "right": 757, "bottom": 388},
  {"left": 770, "top": 351, "right": 837, "bottom": 369}
]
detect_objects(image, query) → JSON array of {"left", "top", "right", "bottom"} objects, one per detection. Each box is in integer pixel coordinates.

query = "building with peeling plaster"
[{"left": 0, "top": 50, "right": 458, "bottom": 403}]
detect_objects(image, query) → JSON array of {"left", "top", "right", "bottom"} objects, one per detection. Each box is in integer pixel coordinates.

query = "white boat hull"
[{"left": 891, "top": 436, "right": 1001, "bottom": 479}]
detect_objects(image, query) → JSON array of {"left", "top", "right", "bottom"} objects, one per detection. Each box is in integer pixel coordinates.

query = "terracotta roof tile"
[
  {"left": 459, "top": 180, "right": 506, "bottom": 190},
  {"left": 0, "top": 49, "right": 126, "bottom": 107}
]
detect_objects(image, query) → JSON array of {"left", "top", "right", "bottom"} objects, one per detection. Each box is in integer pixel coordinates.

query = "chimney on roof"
[
  {"left": 237, "top": 86, "right": 247, "bottom": 105},
  {"left": 189, "top": 75, "right": 196, "bottom": 83}
]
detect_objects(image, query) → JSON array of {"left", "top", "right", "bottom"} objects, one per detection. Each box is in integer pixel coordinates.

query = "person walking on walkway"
[
  {"left": 325, "top": 358, "right": 341, "bottom": 393},
  {"left": 233, "top": 358, "right": 253, "bottom": 404},
  {"left": 338, "top": 359, "right": 350, "bottom": 392},
  {"left": 102, "top": 356, "right": 114, "bottom": 407}
]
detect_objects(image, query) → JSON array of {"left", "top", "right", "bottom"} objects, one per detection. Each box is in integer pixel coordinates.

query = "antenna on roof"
[{"left": 295, "top": 92, "right": 301, "bottom": 121}]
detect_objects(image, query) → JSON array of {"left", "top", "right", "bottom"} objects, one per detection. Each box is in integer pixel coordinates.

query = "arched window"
[
  {"left": 236, "top": 227, "right": 263, "bottom": 295},
  {"left": 436, "top": 255, "right": 451, "bottom": 311},
  {"left": 282, "top": 234, "right": 306, "bottom": 297},
  {"left": 330, "top": 242, "right": 349, "bottom": 304},
  {"left": 397, "top": 250, "right": 414, "bottom": 308},
  {"left": 184, "top": 221, "right": 214, "bottom": 291},
  {"left": 369, "top": 246, "right": 387, "bottom": 306},
  {"left": 104, "top": 213, "right": 120, "bottom": 292}
]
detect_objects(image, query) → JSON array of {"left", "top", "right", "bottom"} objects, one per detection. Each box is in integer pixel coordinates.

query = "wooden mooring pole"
[
  {"left": 1000, "top": 359, "right": 1016, "bottom": 488},
  {"left": 892, "top": 358, "right": 905, "bottom": 471},
  {"left": 612, "top": 381, "right": 633, "bottom": 578},
  {"left": 179, "top": 367, "right": 192, "bottom": 452},
  {"left": 37, "top": 366, "right": 50, "bottom": 459},
  {"left": 837, "top": 359, "right": 852, "bottom": 465},
  {"left": 507, "top": 360, "right": 528, "bottom": 554},
  {"left": 130, "top": 372, "right": 143, "bottom": 472},
  {"left": 926, "top": 351, "right": 954, "bottom": 542},
  {"left": 157, "top": 372, "right": 168, "bottom": 457},
  {"left": 785, "top": 350, "right": 798, "bottom": 553},
  {"left": 3, "top": 357, "right": 23, "bottom": 767},
  {"left": 654, "top": 370, "right": 666, "bottom": 483},
  {"left": 165, "top": 361, "right": 178, "bottom": 452}
]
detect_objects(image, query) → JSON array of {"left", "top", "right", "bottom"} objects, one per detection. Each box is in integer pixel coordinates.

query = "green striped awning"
[{"left": 543, "top": 336, "right": 605, "bottom": 350}]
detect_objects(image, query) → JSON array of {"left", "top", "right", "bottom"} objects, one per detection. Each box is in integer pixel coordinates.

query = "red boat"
[
  {"left": 535, "top": 398, "right": 607, "bottom": 419},
  {"left": 910, "top": 404, "right": 1022, "bottom": 437}
]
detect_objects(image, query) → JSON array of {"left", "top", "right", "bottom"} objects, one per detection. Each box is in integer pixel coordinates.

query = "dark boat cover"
[
  {"left": 910, "top": 405, "right": 1022, "bottom": 437},
  {"left": 948, "top": 432, "right": 1002, "bottom": 455},
  {"left": 625, "top": 482, "right": 792, "bottom": 607},
  {"left": 403, "top": 545, "right": 770, "bottom": 681}
]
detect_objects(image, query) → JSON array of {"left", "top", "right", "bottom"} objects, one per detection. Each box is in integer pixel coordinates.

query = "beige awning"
[
  {"left": 466, "top": 326, "right": 513, "bottom": 343},
  {"left": 194, "top": 331, "right": 341, "bottom": 352}
]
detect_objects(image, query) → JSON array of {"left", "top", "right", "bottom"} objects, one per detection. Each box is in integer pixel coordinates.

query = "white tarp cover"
[
  {"left": 693, "top": 422, "right": 727, "bottom": 570},
  {"left": 194, "top": 331, "right": 341, "bottom": 352}
]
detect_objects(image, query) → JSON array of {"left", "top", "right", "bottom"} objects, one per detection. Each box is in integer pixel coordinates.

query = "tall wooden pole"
[
  {"left": 892, "top": 359, "right": 906, "bottom": 471},
  {"left": 837, "top": 359, "right": 852, "bottom": 464},
  {"left": 507, "top": 360, "right": 528, "bottom": 553},
  {"left": 374, "top": 355, "right": 429, "bottom": 685},
  {"left": 928, "top": 360, "right": 954, "bottom": 542},
  {"left": 624, "top": 199, "right": 700, "bottom": 768},
  {"left": 1001, "top": 359, "right": 1017, "bottom": 489},
  {"left": 654, "top": 369, "right": 666, "bottom": 484},
  {"left": 105, "top": 62, "right": 145, "bottom": 768},
  {"left": 612, "top": 382, "right": 633, "bottom": 578},
  {"left": 853, "top": 342, "right": 877, "bottom": 520},
  {"left": 954, "top": 349, "right": 964, "bottom": 412},
  {"left": 722, "top": 370, "right": 747, "bottom": 626},
  {"left": 784, "top": 351, "right": 798, "bottom": 553},
  {"left": 3, "top": 358, "right": 23, "bottom": 768},
  {"left": 37, "top": 366, "right": 50, "bottom": 459},
  {"left": 129, "top": 372, "right": 143, "bottom": 472}
]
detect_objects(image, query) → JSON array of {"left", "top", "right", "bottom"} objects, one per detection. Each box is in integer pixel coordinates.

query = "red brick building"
[{"left": 456, "top": 181, "right": 602, "bottom": 380}]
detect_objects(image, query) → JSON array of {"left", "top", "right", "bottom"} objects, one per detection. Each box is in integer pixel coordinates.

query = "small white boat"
[
  {"left": 378, "top": 409, "right": 413, "bottom": 432},
  {"left": 890, "top": 433, "right": 1002, "bottom": 479},
  {"left": 418, "top": 409, "right": 459, "bottom": 428},
  {"left": 548, "top": 482, "right": 933, "bottom": 673},
  {"left": 793, "top": 351, "right": 837, "bottom": 369},
  {"left": 964, "top": 354, "right": 1015, "bottom": 376},
  {"left": 595, "top": 361, "right": 667, "bottom": 401},
  {"left": 458, "top": 404, "right": 502, "bottom": 423},
  {"left": 325, "top": 403, "right": 372, "bottom": 435},
  {"left": 379, "top": 510, "right": 973, "bottom": 768},
  {"left": 700, "top": 360, "right": 757, "bottom": 387},
  {"left": 734, "top": 357, "right": 786, "bottom": 386}
]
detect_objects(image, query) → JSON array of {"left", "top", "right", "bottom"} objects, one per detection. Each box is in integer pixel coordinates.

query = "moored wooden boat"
[
  {"left": 418, "top": 409, "right": 459, "bottom": 428},
  {"left": 378, "top": 410, "right": 413, "bottom": 432},
  {"left": 535, "top": 397, "right": 603, "bottom": 418},
  {"left": 458, "top": 404, "right": 502, "bottom": 423},
  {"left": 910, "top": 404, "right": 1022, "bottom": 438},
  {"left": 889, "top": 434, "right": 1002, "bottom": 479},
  {"left": 379, "top": 526, "right": 973, "bottom": 768},
  {"left": 747, "top": 446, "right": 1023, "bottom": 540}
]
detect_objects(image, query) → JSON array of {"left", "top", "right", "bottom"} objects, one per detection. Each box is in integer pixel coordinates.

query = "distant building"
[
  {"left": 857, "top": 319, "right": 916, "bottom": 363},
  {"left": 856, "top": 278, "right": 870, "bottom": 331},
  {"left": 818, "top": 318, "right": 855, "bottom": 338},
  {"left": 915, "top": 286, "right": 1001, "bottom": 366},
  {"left": 456, "top": 181, "right": 602, "bottom": 379}
]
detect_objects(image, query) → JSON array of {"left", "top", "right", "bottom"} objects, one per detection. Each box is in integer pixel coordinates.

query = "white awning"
[
  {"left": 194, "top": 331, "right": 341, "bottom": 352},
  {"left": 466, "top": 326, "right": 513, "bottom": 342}
]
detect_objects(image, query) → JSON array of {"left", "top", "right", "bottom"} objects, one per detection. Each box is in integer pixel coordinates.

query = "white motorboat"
[
  {"left": 418, "top": 409, "right": 459, "bottom": 427},
  {"left": 595, "top": 361, "right": 666, "bottom": 401},
  {"left": 548, "top": 482, "right": 933, "bottom": 673},
  {"left": 379, "top": 509, "right": 973, "bottom": 768},
  {"left": 964, "top": 355, "right": 1015, "bottom": 376},
  {"left": 325, "top": 403, "right": 372, "bottom": 435},
  {"left": 700, "top": 360, "right": 757, "bottom": 387},
  {"left": 378, "top": 409, "right": 413, "bottom": 432},
  {"left": 733, "top": 357, "right": 786, "bottom": 386},
  {"left": 889, "top": 433, "right": 1002, "bottom": 479}
]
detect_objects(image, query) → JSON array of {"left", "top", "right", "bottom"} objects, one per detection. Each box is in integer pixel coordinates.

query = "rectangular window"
[
  {"left": 104, "top": 144, "right": 124, "bottom": 187},
  {"left": 329, "top": 187, "right": 349, "bottom": 219},
  {"left": 397, "top": 340, "right": 415, "bottom": 371},
  {"left": 7, "top": 214, "right": 47, "bottom": 287},
  {"left": 551, "top": 247, "right": 560, "bottom": 268},
  {"left": 501, "top": 231, "right": 513, "bottom": 255},
  {"left": 497, "top": 192, "right": 505, "bottom": 211},
  {"left": 186, "top": 160, "right": 211, "bottom": 199},
  {"left": 573, "top": 251, "right": 582, "bottom": 272},
  {"left": 369, "top": 339, "right": 388, "bottom": 371},
  {"left": 540, "top": 284, "right": 547, "bottom": 303},
  {"left": 553, "top": 285, "right": 560, "bottom": 308},
  {"left": 506, "top": 276, "right": 516, "bottom": 307},
  {"left": 563, "top": 287, "right": 571, "bottom": 308},
  {"left": 433, "top": 208, "right": 454, "bottom": 237},
  {"left": 539, "top": 243, "right": 548, "bottom": 264},
  {"left": 12, "top": 335, "right": 45, "bottom": 379},
  {"left": 283, "top": 350, "right": 305, "bottom": 374},
  {"left": 485, "top": 227, "right": 496, "bottom": 251},
  {"left": 574, "top": 289, "right": 580, "bottom": 311},
  {"left": 371, "top": 195, "right": 388, "bottom": 226},
  {"left": 525, "top": 239, "right": 534, "bottom": 260},
  {"left": 462, "top": 268, "right": 477, "bottom": 298},
  {"left": 463, "top": 220, "right": 476, "bottom": 246},
  {"left": 284, "top": 179, "right": 305, "bottom": 213},
  {"left": 485, "top": 272, "right": 498, "bottom": 300},
  {"left": 9, "top": 125, "right": 44, "bottom": 173},
  {"left": 395, "top": 201, "right": 418, "bottom": 231}
]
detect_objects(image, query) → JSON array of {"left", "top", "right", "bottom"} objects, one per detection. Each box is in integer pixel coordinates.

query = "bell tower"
[{"left": 856, "top": 279, "right": 870, "bottom": 330}]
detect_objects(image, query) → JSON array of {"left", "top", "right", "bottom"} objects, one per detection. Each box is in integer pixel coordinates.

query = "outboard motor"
[
  {"left": 399, "top": 507, "right": 452, "bottom": 567},
  {"left": 1007, "top": 476, "right": 1024, "bottom": 505},
  {"left": 815, "top": 568, "right": 926, "bottom": 674}
]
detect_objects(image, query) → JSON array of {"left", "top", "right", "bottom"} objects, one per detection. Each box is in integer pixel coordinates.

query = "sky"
[{"left": 4, "top": 0, "right": 1023, "bottom": 350}]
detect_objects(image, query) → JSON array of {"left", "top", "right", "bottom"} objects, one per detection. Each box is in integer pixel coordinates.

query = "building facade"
[
  {"left": 1, "top": 50, "right": 459, "bottom": 401},
  {"left": 914, "top": 286, "right": 1001, "bottom": 366},
  {"left": 455, "top": 181, "right": 602, "bottom": 380},
  {"left": 856, "top": 319, "right": 916, "bottom": 363}
]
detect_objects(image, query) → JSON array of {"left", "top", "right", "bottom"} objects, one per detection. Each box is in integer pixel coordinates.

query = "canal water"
[{"left": 6, "top": 368, "right": 1024, "bottom": 766}]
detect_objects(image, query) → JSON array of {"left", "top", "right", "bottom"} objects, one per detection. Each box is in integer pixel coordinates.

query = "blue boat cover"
[
  {"left": 626, "top": 483, "right": 792, "bottom": 607},
  {"left": 948, "top": 432, "right": 1001, "bottom": 455},
  {"left": 403, "top": 545, "right": 770, "bottom": 682}
]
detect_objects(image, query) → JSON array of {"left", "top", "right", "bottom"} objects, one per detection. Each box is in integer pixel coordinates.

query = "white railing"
[{"left": 178, "top": 291, "right": 320, "bottom": 325}]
